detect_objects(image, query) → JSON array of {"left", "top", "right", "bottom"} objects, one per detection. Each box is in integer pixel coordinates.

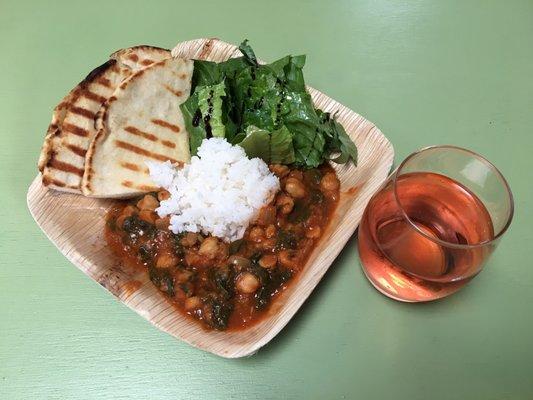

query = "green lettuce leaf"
[
  {"left": 317, "top": 110, "right": 358, "bottom": 164},
  {"left": 180, "top": 91, "right": 203, "bottom": 156},
  {"left": 197, "top": 82, "right": 226, "bottom": 138},
  {"left": 281, "top": 88, "right": 325, "bottom": 168},
  {"left": 282, "top": 55, "right": 306, "bottom": 91},
  {"left": 192, "top": 60, "right": 222, "bottom": 86},
  {"left": 238, "top": 125, "right": 295, "bottom": 164},
  {"left": 286, "top": 120, "right": 326, "bottom": 168},
  {"left": 238, "top": 40, "right": 258, "bottom": 66},
  {"left": 238, "top": 126, "right": 270, "bottom": 160},
  {"left": 270, "top": 126, "right": 295, "bottom": 164},
  {"left": 180, "top": 81, "right": 227, "bottom": 155},
  {"left": 241, "top": 72, "right": 283, "bottom": 131},
  {"left": 180, "top": 41, "right": 357, "bottom": 167}
]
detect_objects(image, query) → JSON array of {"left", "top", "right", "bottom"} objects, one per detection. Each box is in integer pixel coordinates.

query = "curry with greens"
[{"left": 105, "top": 164, "right": 340, "bottom": 330}]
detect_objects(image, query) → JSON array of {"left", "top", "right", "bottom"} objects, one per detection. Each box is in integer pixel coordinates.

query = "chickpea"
[
  {"left": 137, "top": 194, "right": 159, "bottom": 211},
  {"left": 320, "top": 172, "right": 340, "bottom": 192},
  {"left": 288, "top": 170, "right": 303, "bottom": 180},
  {"left": 257, "top": 238, "right": 277, "bottom": 252},
  {"left": 259, "top": 254, "right": 277, "bottom": 269},
  {"left": 228, "top": 255, "right": 251, "bottom": 269},
  {"left": 265, "top": 224, "right": 277, "bottom": 239},
  {"left": 176, "top": 270, "right": 193, "bottom": 283},
  {"left": 276, "top": 194, "right": 294, "bottom": 214},
  {"left": 249, "top": 226, "right": 265, "bottom": 243},
  {"left": 284, "top": 177, "right": 306, "bottom": 199},
  {"left": 256, "top": 206, "right": 276, "bottom": 226},
  {"left": 155, "top": 216, "right": 170, "bottom": 230},
  {"left": 261, "top": 237, "right": 277, "bottom": 250},
  {"left": 184, "top": 251, "right": 203, "bottom": 268},
  {"left": 269, "top": 164, "right": 290, "bottom": 178},
  {"left": 235, "top": 272, "right": 260, "bottom": 294},
  {"left": 279, "top": 250, "right": 299, "bottom": 270},
  {"left": 305, "top": 225, "right": 322, "bottom": 239},
  {"left": 184, "top": 296, "right": 202, "bottom": 311},
  {"left": 122, "top": 205, "right": 138, "bottom": 217},
  {"left": 139, "top": 210, "right": 157, "bottom": 224},
  {"left": 198, "top": 237, "right": 219, "bottom": 259},
  {"left": 180, "top": 232, "right": 199, "bottom": 247},
  {"left": 157, "top": 190, "right": 171, "bottom": 201},
  {"left": 156, "top": 253, "right": 178, "bottom": 268}
]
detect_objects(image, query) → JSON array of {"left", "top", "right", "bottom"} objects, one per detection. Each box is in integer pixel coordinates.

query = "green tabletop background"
[{"left": 1, "top": 1, "right": 532, "bottom": 399}]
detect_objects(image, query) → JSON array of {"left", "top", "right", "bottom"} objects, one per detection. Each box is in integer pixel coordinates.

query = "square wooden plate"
[{"left": 27, "top": 38, "right": 394, "bottom": 358}]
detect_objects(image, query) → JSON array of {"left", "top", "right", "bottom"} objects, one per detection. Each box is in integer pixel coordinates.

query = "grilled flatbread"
[
  {"left": 111, "top": 45, "right": 170, "bottom": 69},
  {"left": 37, "top": 91, "right": 75, "bottom": 175},
  {"left": 39, "top": 46, "right": 171, "bottom": 193},
  {"left": 82, "top": 57, "right": 193, "bottom": 198}
]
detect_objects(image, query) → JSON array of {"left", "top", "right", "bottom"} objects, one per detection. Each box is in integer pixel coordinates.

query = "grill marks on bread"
[
  {"left": 120, "top": 180, "right": 158, "bottom": 191},
  {"left": 65, "top": 144, "right": 87, "bottom": 158},
  {"left": 95, "top": 76, "right": 112, "bottom": 88},
  {"left": 163, "top": 84, "right": 183, "bottom": 98},
  {"left": 117, "top": 119, "right": 185, "bottom": 175},
  {"left": 81, "top": 90, "right": 108, "bottom": 104},
  {"left": 123, "top": 124, "right": 180, "bottom": 149},
  {"left": 124, "top": 126, "right": 158, "bottom": 142},
  {"left": 113, "top": 140, "right": 179, "bottom": 163},
  {"left": 82, "top": 57, "right": 193, "bottom": 198},
  {"left": 120, "top": 162, "right": 149, "bottom": 174},
  {"left": 39, "top": 46, "right": 171, "bottom": 192},
  {"left": 62, "top": 122, "right": 90, "bottom": 137},
  {"left": 48, "top": 157, "right": 85, "bottom": 177},
  {"left": 69, "top": 106, "right": 96, "bottom": 120},
  {"left": 151, "top": 119, "right": 181, "bottom": 133}
]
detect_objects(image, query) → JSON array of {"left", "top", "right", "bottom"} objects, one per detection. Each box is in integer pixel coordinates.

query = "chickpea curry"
[{"left": 105, "top": 164, "right": 340, "bottom": 330}]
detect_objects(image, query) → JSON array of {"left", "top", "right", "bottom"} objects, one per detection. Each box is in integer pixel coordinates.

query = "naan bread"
[
  {"left": 82, "top": 57, "right": 193, "bottom": 198},
  {"left": 39, "top": 46, "right": 171, "bottom": 193}
]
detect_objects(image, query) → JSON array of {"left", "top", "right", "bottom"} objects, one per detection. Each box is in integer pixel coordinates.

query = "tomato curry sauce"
[{"left": 105, "top": 164, "right": 340, "bottom": 330}]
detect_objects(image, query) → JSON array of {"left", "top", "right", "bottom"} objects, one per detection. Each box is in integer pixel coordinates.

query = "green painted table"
[{"left": 2, "top": 1, "right": 532, "bottom": 398}]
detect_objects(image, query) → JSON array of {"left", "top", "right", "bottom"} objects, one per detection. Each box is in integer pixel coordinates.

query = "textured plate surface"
[{"left": 27, "top": 38, "right": 394, "bottom": 358}]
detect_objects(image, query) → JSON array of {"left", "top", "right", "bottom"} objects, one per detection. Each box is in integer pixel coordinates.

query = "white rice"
[{"left": 147, "top": 138, "right": 280, "bottom": 242}]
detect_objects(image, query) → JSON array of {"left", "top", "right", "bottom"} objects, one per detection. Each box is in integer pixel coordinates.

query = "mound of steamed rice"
[{"left": 147, "top": 138, "right": 280, "bottom": 242}]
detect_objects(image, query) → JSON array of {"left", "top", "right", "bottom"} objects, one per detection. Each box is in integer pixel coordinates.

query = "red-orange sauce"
[{"left": 104, "top": 164, "right": 340, "bottom": 330}]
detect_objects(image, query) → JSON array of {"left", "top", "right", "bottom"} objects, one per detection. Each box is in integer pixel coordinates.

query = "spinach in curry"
[{"left": 105, "top": 164, "right": 340, "bottom": 330}]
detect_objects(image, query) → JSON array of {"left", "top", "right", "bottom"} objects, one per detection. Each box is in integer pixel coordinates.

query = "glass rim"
[{"left": 392, "top": 144, "right": 515, "bottom": 249}]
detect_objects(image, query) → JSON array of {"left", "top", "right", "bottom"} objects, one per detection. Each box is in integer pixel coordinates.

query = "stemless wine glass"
[{"left": 358, "top": 145, "right": 514, "bottom": 302}]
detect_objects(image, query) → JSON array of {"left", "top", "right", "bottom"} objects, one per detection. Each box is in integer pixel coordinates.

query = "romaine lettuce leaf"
[
  {"left": 197, "top": 82, "right": 226, "bottom": 138},
  {"left": 317, "top": 110, "right": 358, "bottom": 164},
  {"left": 282, "top": 55, "right": 306, "bottom": 91},
  {"left": 192, "top": 60, "right": 223, "bottom": 86},
  {"left": 238, "top": 40, "right": 258, "bottom": 66},
  {"left": 237, "top": 126, "right": 270, "bottom": 160},
  {"left": 270, "top": 125, "right": 295, "bottom": 164},
  {"left": 180, "top": 40, "right": 357, "bottom": 167},
  {"left": 286, "top": 120, "right": 325, "bottom": 168},
  {"left": 238, "top": 125, "right": 295, "bottom": 164},
  {"left": 280, "top": 88, "right": 325, "bottom": 167},
  {"left": 180, "top": 91, "right": 203, "bottom": 156},
  {"left": 241, "top": 72, "right": 283, "bottom": 132},
  {"left": 181, "top": 81, "right": 227, "bottom": 155}
]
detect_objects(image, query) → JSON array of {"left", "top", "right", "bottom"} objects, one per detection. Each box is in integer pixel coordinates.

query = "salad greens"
[
  {"left": 180, "top": 40, "right": 357, "bottom": 168},
  {"left": 238, "top": 125, "right": 295, "bottom": 164}
]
